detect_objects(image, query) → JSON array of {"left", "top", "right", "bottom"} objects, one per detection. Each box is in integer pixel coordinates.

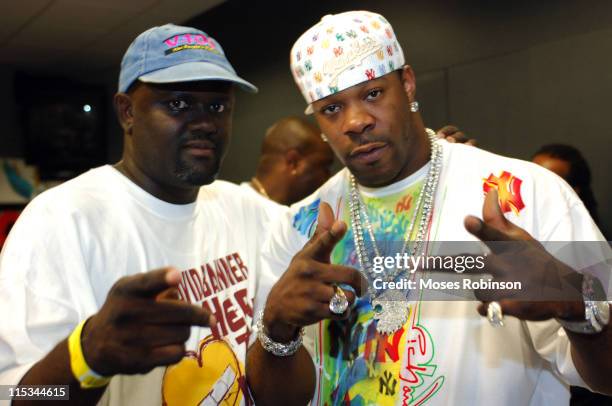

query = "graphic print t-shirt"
[
  {"left": 293, "top": 165, "right": 441, "bottom": 406},
  {"left": 261, "top": 140, "right": 607, "bottom": 406},
  {"left": 0, "top": 166, "right": 284, "bottom": 406}
]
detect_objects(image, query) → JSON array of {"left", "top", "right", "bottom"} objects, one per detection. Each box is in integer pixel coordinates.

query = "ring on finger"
[
  {"left": 329, "top": 285, "right": 349, "bottom": 315},
  {"left": 486, "top": 301, "right": 504, "bottom": 327}
]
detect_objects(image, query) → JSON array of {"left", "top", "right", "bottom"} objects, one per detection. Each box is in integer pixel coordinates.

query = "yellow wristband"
[{"left": 68, "top": 319, "right": 111, "bottom": 389}]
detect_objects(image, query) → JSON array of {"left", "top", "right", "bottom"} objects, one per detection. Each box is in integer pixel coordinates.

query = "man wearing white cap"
[
  {"left": 247, "top": 11, "right": 611, "bottom": 405},
  {"left": 0, "top": 24, "right": 280, "bottom": 405}
]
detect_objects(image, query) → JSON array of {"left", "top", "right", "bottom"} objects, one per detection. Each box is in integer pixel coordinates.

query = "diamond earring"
[
  {"left": 409, "top": 101, "right": 419, "bottom": 113},
  {"left": 321, "top": 133, "right": 329, "bottom": 142}
]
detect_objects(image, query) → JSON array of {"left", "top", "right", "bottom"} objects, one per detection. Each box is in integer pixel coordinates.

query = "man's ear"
[
  {"left": 285, "top": 149, "right": 301, "bottom": 175},
  {"left": 114, "top": 93, "right": 134, "bottom": 135},
  {"left": 400, "top": 65, "right": 416, "bottom": 102}
]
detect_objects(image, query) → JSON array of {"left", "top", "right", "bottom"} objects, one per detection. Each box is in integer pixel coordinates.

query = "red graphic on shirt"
[
  {"left": 483, "top": 171, "right": 525, "bottom": 215},
  {"left": 177, "top": 252, "right": 253, "bottom": 346},
  {"left": 395, "top": 195, "right": 413, "bottom": 214},
  {"left": 363, "top": 326, "right": 405, "bottom": 363}
]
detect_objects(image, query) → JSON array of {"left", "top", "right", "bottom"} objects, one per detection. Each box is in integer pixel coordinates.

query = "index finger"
[
  {"left": 142, "top": 300, "right": 216, "bottom": 328},
  {"left": 317, "top": 264, "right": 368, "bottom": 297},
  {"left": 115, "top": 267, "right": 181, "bottom": 297}
]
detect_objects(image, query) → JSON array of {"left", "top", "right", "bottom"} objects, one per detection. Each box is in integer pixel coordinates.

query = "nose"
[
  {"left": 343, "top": 103, "right": 375, "bottom": 138},
  {"left": 187, "top": 107, "right": 217, "bottom": 136}
]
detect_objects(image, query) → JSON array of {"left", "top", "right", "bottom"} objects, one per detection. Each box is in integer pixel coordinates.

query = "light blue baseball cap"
[{"left": 118, "top": 23, "right": 257, "bottom": 93}]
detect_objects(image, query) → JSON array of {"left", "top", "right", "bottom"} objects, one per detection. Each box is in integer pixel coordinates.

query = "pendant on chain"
[{"left": 371, "top": 290, "right": 411, "bottom": 335}]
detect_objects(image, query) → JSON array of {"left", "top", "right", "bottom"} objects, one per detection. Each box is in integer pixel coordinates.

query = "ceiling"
[{"left": 0, "top": 0, "right": 225, "bottom": 76}]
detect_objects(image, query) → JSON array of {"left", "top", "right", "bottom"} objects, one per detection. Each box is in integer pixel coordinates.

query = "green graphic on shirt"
[{"left": 314, "top": 179, "right": 445, "bottom": 405}]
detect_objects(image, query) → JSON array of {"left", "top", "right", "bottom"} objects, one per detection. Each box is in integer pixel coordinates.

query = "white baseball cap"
[{"left": 290, "top": 11, "right": 405, "bottom": 114}]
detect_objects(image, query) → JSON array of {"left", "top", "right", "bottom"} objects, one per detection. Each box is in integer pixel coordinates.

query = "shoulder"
[
  {"left": 441, "top": 142, "right": 593, "bottom": 238},
  {"left": 291, "top": 168, "right": 348, "bottom": 210},
  {"left": 200, "top": 179, "right": 286, "bottom": 222},
  {"left": 286, "top": 169, "right": 348, "bottom": 238},
  {"left": 201, "top": 179, "right": 282, "bottom": 208},
  {"left": 21, "top": 166, "right": 117, "bottom": 219},
  {"left": 445, "top": 142, "right": 580, "bottom": 204}
]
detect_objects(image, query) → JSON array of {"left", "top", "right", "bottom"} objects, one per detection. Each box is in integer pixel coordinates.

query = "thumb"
[
  {"left": 465, "top": 189, "right": 507, "bottom": 248},
  {"left": 464, "top": 188, "right": 521, "bottom": 252},
  {"left": 315, "top": 200, "right": 335, "bottom": 233},
  {"left": 482, "top": 189, "right": 508, "bottom": 229},
  {"left": 303, "top": 201, "right": 347, "bottom": 262}
]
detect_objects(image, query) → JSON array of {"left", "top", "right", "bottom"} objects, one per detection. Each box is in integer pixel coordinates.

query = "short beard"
[{"left": 174, "top": 157, "right": 219, "bottom": 186}]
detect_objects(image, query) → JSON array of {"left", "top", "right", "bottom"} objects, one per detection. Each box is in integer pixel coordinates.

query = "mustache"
[
  {"left": 353, "top": 134, "right": 387, "bottom": 146},
  {"left": 178, "top": 131, "right": 219, "bottom": 146}
]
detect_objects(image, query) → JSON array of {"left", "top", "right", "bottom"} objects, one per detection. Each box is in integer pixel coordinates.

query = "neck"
[
  {"left": 392, "top": 126, "right": 431, "bottom": 184},
  {"left": 392, "top": 112, "right": 431, "bottom": 180},
  {"left": 253, "top": 174, "right": 290, "bottom": 205},
  {"left": 114, "top": 159, "right": 199, "bottom": 204}
]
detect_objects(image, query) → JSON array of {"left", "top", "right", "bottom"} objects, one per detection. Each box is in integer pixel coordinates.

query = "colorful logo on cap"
[
  {"left": 290, "top": 11, "right": 405, "bottom": 110},
  {"left": 483, "top": 171, "right": 525, "bottom": 215},
  {"left": 163, "top": 33, "right": 220, "bottom": 55}
]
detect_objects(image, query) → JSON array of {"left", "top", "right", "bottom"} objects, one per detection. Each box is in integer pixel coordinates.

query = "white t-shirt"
[
  {"left": 0, "top": 165, "right": 284, "bottom": 406},
  {"left": 239, "top": 181, "right": 268, "bottom": 202},
  {"left": 260, "top": 141, "right": 609, "bottom": 406}
]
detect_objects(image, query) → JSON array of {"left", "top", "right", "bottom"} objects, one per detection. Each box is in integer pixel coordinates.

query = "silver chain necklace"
[{"left": 348, "top": 129, "right": 442, "bottom": 334}]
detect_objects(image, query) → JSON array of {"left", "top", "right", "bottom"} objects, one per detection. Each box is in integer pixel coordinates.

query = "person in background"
[
  {"left": 243, "top": 116, "right": 334, "bottom": 205},
  {"left": 532, "top": 144, "right": 601, "bottom": 228},
  {"left": 436, "top": 124, "right": 477, "bottom": 145},
  {"left": 533, "top": 144, "right": 610, "bottom": 406},
  {"left": 244, "top": 119, "right": 468, "bottom": 206}
]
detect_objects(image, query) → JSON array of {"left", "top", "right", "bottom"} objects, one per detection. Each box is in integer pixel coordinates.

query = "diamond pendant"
[{"left": 371, "top": 290, "right": 410, "bottom": 335}]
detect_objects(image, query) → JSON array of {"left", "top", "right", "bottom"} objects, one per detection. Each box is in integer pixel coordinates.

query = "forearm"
[
  {"left": 246, "top": 341, "right": 315, "bottom": 406},
  {"left": 15, "top": 338, "right": 105, "bottom": 406},
  {"left": 568, "top": 304, "right": 612, "bottom": 395}
]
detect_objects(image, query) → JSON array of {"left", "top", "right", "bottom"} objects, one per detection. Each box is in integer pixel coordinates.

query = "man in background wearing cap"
[
  {"left": 247, "top": 11, "right": 611, "bottom": 405},
  {"left": 0, "top": 24, "right": 279, "bottom": 405}
]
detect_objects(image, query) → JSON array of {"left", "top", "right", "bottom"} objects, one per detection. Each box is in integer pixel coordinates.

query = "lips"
[
  {"left": 181, "top": 139, "right": 216, "bottom": 158},
  {"left": 349, "top": 142, "right": 388, "bottom": 165}
]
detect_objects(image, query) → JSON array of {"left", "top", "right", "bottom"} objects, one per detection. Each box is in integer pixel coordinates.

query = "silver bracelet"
[{"left": 256, "top": 310, "right": 304, "bottom": 357}]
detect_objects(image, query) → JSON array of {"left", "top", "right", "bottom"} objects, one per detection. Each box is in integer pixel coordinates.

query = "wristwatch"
[{"left": 558, "top": 273, "right": 610, "bottom": 334}]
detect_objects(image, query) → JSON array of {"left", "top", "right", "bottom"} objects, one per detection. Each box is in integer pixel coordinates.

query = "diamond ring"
[
  {"left": 329, "top": 285, "right": 349, "bottom": 314},
  {"left": 487, "top": 301, "right": 504, "bottom": 327}
]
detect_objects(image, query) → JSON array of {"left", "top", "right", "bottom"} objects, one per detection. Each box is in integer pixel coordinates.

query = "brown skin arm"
[
  {"left": 568, "top": 326, "right": 612, "bottom": 394},
  {"left": 13, "top": 268, "right": 214, "bottom": 405},
  {"left": 246, "top": 202, "right": 365, "bottom": 405},
  {"left": 16, "top": 338, "right": 105, "bottom": 406},
  {"left": 246, "top": 343, "right": 315, "bottom": 406},
  {"left": 466, "top": 190, "right": 612, "bottom": 395}
]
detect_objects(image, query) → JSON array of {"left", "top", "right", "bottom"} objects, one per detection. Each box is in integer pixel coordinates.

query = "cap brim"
[{"left": 138, "top": 61, "right": 258, "bottom": 93}]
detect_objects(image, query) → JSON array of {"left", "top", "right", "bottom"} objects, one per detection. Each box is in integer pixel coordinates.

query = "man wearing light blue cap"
[{"left": 0, "top": 24, "right": 279, "bottom": 405}]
